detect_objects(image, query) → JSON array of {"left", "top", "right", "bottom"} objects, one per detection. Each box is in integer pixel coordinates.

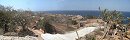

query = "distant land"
[{"left": 37, "top": 10, "right": 130, "bottom": 23}]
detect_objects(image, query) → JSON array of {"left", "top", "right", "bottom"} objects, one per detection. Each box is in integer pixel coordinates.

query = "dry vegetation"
[{"left": 1, "top": 5, "right": 130, "bottom": 40}]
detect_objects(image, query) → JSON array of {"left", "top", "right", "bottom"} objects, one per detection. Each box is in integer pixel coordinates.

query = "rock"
[
  {"left": 0, "top": 28, "right": 4, "bottom": 35},
  {"left": 15, "top": 26, "right": 23, "bottom": 33},
  {"left": 126, "top": 35, "right": 130, "bottom": 39},
  {"left": 0, "top": 35, "right": 38, "bottom": 40},
  {"left": 126, "top": 30, "right": 130, "bottom": 35},
  {"left": 3, "top": 32, "right": 18, "bottom": 36}
]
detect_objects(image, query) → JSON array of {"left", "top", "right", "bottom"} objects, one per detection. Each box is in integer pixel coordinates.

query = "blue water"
[{"left": 44, "top": 10, "right": 130, "bottom": 24}]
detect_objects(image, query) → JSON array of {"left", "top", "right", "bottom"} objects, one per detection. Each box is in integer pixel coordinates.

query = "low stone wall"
[{"left": 0, "top": 35, "right": 38, "bottom": 40}]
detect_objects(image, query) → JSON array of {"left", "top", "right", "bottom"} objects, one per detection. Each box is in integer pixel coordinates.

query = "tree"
[
  {"left": 0, "top": 4, "right": 33, "bottom": 34},
  {"left": 100, "top": 9, "right": 124, "bottom": 24},
  {"left": 0, "top": 5, "right": 15, "bottom": 33},
  {"left": 99, "top": 8, "right": 125, "bottom": 39}
]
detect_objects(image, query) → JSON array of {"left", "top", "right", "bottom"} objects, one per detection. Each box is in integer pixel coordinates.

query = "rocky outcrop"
[{"left": 80, "top": 19, "right": 105, "bottom": 27}]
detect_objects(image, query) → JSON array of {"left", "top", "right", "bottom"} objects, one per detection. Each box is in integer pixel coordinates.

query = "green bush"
[{"left": 100, "top": 9, "right": 124, "bottom": 24}]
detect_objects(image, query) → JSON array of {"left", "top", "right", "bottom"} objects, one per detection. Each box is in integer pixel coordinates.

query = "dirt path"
[
  {"left": 41, "top": 27, "right": 98, "bottom": 40},
  {"left": 0, "top": 27, "right": 99, "bottom": 40}
]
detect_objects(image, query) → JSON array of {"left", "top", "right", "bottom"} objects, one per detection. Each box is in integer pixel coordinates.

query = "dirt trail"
[
  {"left": 0, "top": 27, "right": 99, "bottom": 40},
  {"left": 41, "top": 27, "right": 98, "bottom": 40}
]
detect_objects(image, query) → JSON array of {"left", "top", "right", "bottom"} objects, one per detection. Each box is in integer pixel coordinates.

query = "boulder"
[{"left": 0, "top": 28, "right": 4, "bottom": 35}]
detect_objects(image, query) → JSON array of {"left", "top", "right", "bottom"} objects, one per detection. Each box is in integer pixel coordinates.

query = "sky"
[{"left": 0, "top": 0, "right": 130, "bottom": 11}]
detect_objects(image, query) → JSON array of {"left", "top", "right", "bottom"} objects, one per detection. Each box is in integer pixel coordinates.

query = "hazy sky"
[{"left": 0, "top": 0, "right": 130, "bottom": 11}]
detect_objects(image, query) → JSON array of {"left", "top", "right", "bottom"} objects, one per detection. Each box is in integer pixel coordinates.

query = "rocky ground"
[
  {"left": 0, "top": 35, "right": 38, "bottom": 40},
  {"left": 0, "top": 27, "right": 97, "bottom": 40}
]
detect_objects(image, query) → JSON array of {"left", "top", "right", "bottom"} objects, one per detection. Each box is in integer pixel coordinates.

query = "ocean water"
[
  {"left": 44, "top": 10, "right": 130, "bottom": 24},
  {"left": 45, "top": 10, "right": 100, "bottom": 16}
]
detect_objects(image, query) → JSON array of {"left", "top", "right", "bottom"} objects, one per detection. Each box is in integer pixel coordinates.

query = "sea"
[{"left": 44, "top": 10, "right": 130, "bottom": 24}]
